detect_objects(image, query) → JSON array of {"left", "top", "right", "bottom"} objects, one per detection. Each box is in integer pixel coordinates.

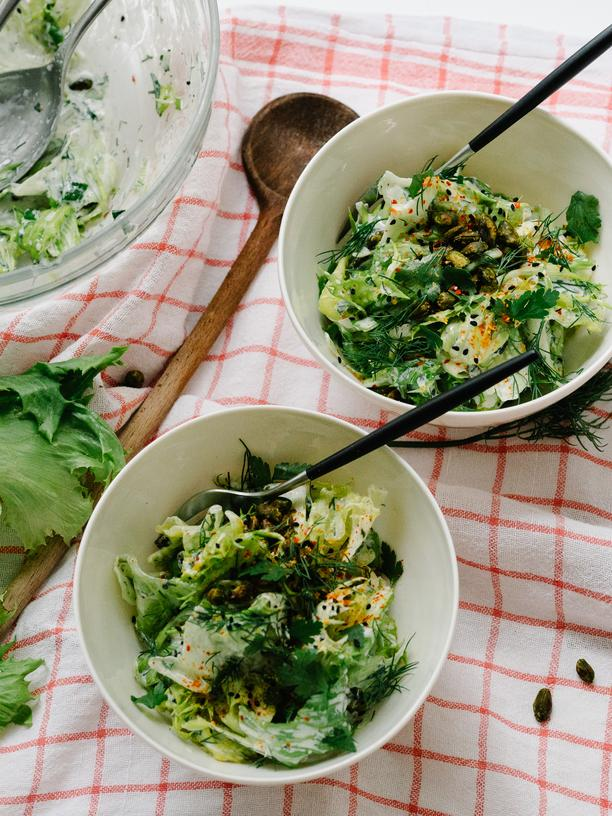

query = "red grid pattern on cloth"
[{"left": 1, "top": 6, "right": 611, "bottom": 815}]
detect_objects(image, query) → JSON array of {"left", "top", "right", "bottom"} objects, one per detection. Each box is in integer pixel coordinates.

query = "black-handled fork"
[
  {"left": 436, "top": 24, "right": 612, "bottom": 173},
  {"left": 176, "top": 349, "right": 539, "bottom": 520}
]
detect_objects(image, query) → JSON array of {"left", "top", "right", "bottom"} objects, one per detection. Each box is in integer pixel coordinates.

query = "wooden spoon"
[{"left": 0, "top": 92, "right": 357, "bottom": 637}]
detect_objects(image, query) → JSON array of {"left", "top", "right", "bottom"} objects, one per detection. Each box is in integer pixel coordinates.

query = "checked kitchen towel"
[{"left": 0, "top": 5, "right": 611, "bottom": 815}]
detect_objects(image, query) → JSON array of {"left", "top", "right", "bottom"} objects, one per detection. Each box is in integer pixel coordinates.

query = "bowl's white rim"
[
  {"left": 75, "top": 404, "right": 459, "bottom": 785},
  {"left": 278, "top": 90, "right": 612, "bottom": 427}
]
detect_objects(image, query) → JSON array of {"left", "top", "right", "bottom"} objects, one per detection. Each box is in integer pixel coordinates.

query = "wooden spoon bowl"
[{"left": 243, "top": 92, "right": 358, "bottom": 207}]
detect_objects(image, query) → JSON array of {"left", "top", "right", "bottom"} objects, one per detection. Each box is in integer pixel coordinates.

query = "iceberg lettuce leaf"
[{"left": 0, "top": 347, "right": 126, "bottom": 552}]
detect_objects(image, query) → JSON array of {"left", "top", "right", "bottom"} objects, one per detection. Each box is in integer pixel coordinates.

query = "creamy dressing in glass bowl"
[{"left": 0, "top": 0, "right": 219, "bottom": 305}]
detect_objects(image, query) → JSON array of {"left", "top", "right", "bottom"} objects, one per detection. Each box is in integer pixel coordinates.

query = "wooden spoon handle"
[
  {"left": 0, "top": 537, "right": 69, "bottom": 638},
  {"left": 0, "top": 204, "right": 282, "bottom": 639},
  {"left": 118, "top": 204, "right": 282, "bottom": 458}
]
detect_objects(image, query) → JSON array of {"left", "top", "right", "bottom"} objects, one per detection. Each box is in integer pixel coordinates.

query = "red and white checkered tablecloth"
[{"left": 1, "top": 5, "right": 611, "bottom": 814}]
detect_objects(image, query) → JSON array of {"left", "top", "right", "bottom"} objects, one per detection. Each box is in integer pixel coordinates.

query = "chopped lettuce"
[
  {"left": 117, "top": 454, "right": 412, "bottom": 768},
  {"left": 150, "top": 74, "right": 182, "bottom": 116},
  {"left": 318, "top": 168, "right": 607, "bottom": 410},
  {"left": 0, "top": 3, "right": 118, "bottom": 273},
  {"left": 0, "top": 348, "right": 126, "bottom": 552}
]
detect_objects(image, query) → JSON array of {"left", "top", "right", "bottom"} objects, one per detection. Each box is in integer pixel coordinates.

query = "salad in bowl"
[
  {"left": 318, "top": 166, "right": 607, "bottom": 411},
  {"left": 75, "top": 406, "right": 457, "bottom": 784},
  {"left": 115, "top": 449, "right": 409, "bottom": 768}
]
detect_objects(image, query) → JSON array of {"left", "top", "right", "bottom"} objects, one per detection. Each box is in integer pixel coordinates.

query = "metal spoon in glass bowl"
[
  {"left": 176, "top": 349, "right": 538, "bottom": 521},
  {"left": 0, "top": 0, "right": 115, "bottom": 191}
]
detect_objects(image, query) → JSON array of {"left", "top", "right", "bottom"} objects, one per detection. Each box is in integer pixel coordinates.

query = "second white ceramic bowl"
[
  {"left": 279, "top": 92, "right": 612, "bottom": 428},
  {"left": 75, "top": 406, "right": 458, "bottom": 785}
]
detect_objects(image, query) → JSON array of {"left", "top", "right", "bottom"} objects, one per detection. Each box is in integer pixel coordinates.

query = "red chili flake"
[
  {"left": 408, "top": 208, "right": 413, "bottom": 214},
  {"left": 391, "top": 198, "right": 398, "bottom": 204},
  {"left": 186, "top": 644, "right": 191, "bottom": 651}
]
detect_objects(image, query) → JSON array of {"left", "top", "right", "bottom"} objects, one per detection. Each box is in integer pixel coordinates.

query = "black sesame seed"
[
  {"left": 474, "top": 357, "right": 479, "bottom": 364},
  {"left": 462, "top": 349, "right": 469, "bottom": 356},
  {"left": 389, "top": 219, "right": 396, "bottom": 225},
  {"left": 445, "top": 188, "right": 452, "bottom": 195},
  {"left": 592, "top": 265, "right": 597, "bottom": 271},
  {"left": 512, "top": 197, "right": 519, "bottom": 202},
  {"left": 452, "top": 345, "right": 460, "bottom": 351},
  {"left": 470, "top": 320, "right": 477, "bottom": 327},
  {"left": 498, "top": 208, "right": 504, "bottom": 215},
  {"left": 510, "top": 204, "right": 515, "bottom": 211}
]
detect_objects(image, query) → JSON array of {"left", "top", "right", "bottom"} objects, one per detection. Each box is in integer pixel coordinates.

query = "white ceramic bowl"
[
  {"left": 75, "top": 406, "right": 458, "bottom": 785},
  {"left": 0, "top": 0, "right": 219, "bottom": 305},
  {"left": 279, "top": 92, "right": 612, "bottom": 428}
]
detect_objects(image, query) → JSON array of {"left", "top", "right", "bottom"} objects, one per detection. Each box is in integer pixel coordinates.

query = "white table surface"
[{"left": 220, "top": 0, "right": 610, "bottom": 40}]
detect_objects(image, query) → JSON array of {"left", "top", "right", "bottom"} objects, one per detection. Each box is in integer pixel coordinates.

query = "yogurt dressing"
[{"left": 0, "top": 0, "right": 184, "bottom": 273}]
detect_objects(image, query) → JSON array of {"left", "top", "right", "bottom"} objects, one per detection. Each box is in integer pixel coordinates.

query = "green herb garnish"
[
  {"left": 566, "top": 191, "right": 601, "bottom": 244},
  {"left": 0, "top": 642, "right": 44, "bottom": 729}
]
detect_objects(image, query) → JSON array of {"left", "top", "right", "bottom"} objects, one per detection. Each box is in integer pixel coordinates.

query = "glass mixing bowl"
[{"left": 0, "top": 0, "right": 219, "bottom": 305}]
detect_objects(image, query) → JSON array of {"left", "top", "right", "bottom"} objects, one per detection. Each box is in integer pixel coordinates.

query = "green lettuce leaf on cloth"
[
  {"left": 0, "top": 641, "right": 44, "bottom": 728},
  {"left": 0, "top": 347, "right": 126, "bottom": 553}
]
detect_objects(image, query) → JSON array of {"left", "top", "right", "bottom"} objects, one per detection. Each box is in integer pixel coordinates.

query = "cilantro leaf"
[
  {"left": 0, "top": 641, "right": 44, "bottom": 729},
  {"left": 272, "top": 462, "right": 310, "bottom": 481},
  {"left": 131, "top": 681, "right": 166, "bottom": 709},
  {"left": 380, "top": 541, "right": 404, "bottom": 584},
  {"left": 278, "top": 649, "right": 327, "bottom": 699},
  {"left": 288, "top": 618, "right": 323, "bottom": 645},
  {"left": 240, "top": 441, "right": 271, "bottom": 490},
  {"left": 241, "top": 560, "right": 289, "bottom": 582},
  {"left": 566, "top": 191, "right": 601, "bottom": 244},
  {"left": 322, "top": 726, "right": 356, "bottom": 753},
  {"left": 506, "top": 289, "right": 559, "bottom": 322}
]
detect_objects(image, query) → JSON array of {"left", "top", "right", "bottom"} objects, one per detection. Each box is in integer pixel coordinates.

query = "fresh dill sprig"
[
  {"left": 533, "top": 211, "right": 574, "bottom": 271},
  {"left": 349, "top": 648, "right": 418, "bottom": 722},
  {"left": 319, "top": 219, "right": 381, "bottom": 268},
  {"left": 391, "top": 367, "right": 612, "bottom": 452}
]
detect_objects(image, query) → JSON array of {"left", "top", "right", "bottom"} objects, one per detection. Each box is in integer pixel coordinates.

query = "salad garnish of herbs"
[
  {"left": 318, "top": 162, "right": 608, "bottom": 411},
  {"left": 115, "top": 445, "right": 412, "bottom": 767}
]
